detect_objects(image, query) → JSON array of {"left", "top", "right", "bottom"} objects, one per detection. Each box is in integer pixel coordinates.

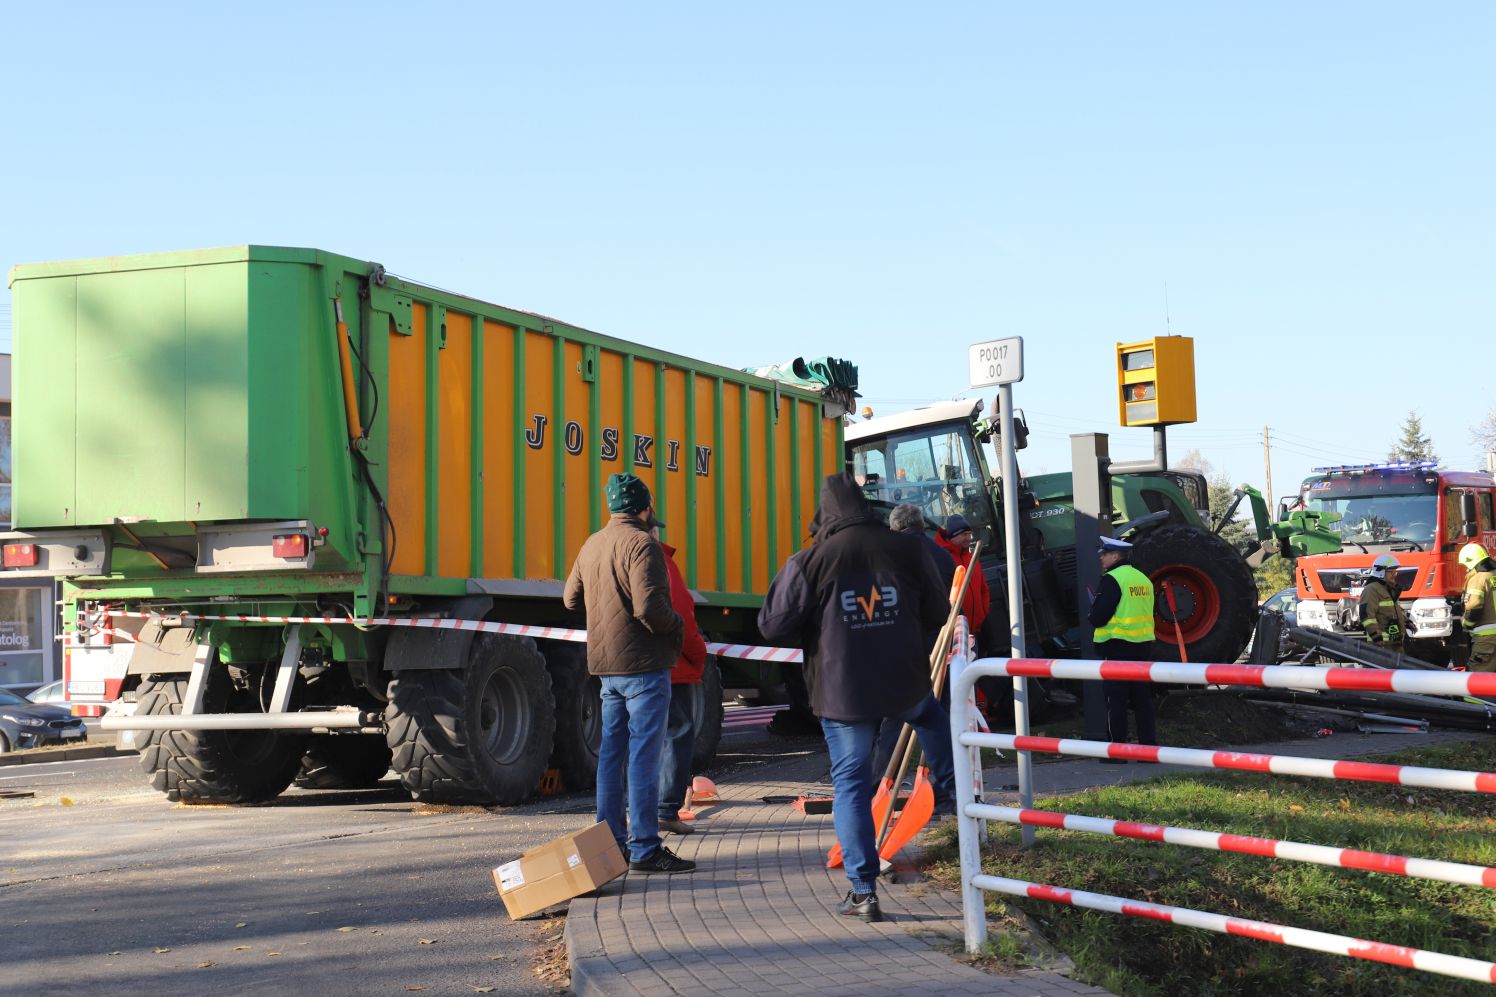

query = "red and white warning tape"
[
  {"left": 984, "top": 656, "right": 1496, "bottom": 698},
  {"left": 974, "top": 874, "right": 1496, "bottom": 985},
  {"left": 971, "top": 733, "right": 1496, "bottom": 794},
  {"left": 973, "top": 804, "right": 1496, "bottom": 889},
  {"left": 97, "top": 611, "right": 804, "bottom": 664}
]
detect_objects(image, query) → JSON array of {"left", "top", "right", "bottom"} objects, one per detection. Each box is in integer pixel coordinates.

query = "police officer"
[
  {"left": 1089, "top": 536, "right": 1158, "bottom": 749},
  {"left": 1358, "top": 554, "right": 1407, "bottom": 653},
  {"left": 1458, "top": 543, "right": 1496, "bottom": 672}
]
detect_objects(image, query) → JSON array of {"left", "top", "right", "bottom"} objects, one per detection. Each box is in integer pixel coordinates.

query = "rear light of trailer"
[
  {"left": 272, "top": 534, "right": 309, "bottom": 559},
  {"left": 3, "top": 543, "right": 38, "bottom": 568}
]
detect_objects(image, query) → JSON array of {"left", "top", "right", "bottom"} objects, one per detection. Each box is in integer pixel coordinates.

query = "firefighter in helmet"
[
  {"left": 1458, "top": 543, "right": 1496, "bottom": 672},
  {"left": 1358, "top": 554, "right": 1407, "bottom": 652}
]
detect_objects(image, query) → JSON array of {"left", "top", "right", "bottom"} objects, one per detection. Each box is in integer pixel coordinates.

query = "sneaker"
[
  {"left": 629, "top": 846, "right": 696, "bottom": 874},
  {"left": 837, "top": 890, "right": 883, "bottom": 923},
  {"left": 658, "top": 817, "right": 695, "bottom": 836}
]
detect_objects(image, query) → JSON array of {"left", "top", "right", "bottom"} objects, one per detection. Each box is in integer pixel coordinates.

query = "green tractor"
[{"left": 845, "top": 399, "right": 1338, "bottom": 665}]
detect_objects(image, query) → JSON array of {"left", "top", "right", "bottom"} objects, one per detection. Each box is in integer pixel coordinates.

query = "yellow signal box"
[{"left": 1116, "top": 336, "right": 1196, "bottom": 427}]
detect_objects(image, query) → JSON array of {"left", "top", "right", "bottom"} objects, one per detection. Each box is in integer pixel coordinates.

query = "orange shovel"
[{"left": 879, "top": 759, "right": 934, "bottom": 861}]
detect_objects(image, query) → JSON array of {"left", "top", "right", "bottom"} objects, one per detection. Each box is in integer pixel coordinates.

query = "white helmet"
[{"left": 1370, "top": 554, "right": 1400, "bottom": 581}]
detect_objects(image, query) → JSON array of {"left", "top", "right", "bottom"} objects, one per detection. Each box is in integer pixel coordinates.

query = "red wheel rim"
[{"left": 1149, "top": 564, "right": 1220, "bottom": 646}]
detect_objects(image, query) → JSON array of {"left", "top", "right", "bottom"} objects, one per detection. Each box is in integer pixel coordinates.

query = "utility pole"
[{"left": 1262, "top": 426, "right": 1273, "bottom": 504}]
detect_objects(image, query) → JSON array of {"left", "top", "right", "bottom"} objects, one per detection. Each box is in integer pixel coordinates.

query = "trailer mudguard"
[{"left": 383, "top": 595, "right": 495, "bottom": 672}]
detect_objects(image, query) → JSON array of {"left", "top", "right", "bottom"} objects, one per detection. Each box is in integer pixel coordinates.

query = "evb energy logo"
[{"left": 839, "top": 583, "right": 900, "bottom": 631}]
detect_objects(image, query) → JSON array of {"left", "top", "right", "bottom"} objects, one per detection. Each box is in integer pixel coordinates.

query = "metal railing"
[{"left": 947, "top": 652, "right": 1496, "bottom": 986}]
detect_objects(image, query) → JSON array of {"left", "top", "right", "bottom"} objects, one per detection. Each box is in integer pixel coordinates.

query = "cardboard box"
[{"left": 493, "top": 821, "right": 627, "bottom": 919}]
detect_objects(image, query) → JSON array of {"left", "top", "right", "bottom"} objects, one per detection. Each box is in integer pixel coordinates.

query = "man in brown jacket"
[{"left": 563, "top": 473, "right": 695, "bottom": 873}]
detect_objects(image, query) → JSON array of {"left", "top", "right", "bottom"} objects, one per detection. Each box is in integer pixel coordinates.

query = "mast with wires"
[{"left": 1263, "top": 426, "right": 1273, "bottom": 504}]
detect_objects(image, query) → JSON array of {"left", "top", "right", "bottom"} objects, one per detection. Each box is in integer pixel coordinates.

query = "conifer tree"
[{"left": 1387, "top": 411, "right": 1437, "bottom": 464}]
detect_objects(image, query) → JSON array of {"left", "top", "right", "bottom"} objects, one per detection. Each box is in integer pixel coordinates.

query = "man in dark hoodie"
[{"left": 758, "top": 473, "right": 955, "bottom": 923}]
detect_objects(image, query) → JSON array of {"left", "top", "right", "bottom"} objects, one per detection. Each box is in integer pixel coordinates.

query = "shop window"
[{"left": 0, "top": 586, "right": 47, "bottom": 687}]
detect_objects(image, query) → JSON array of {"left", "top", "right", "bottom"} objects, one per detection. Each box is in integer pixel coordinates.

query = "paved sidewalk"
[
  {"left": 566, "top": 724, "right": 1483, "bottom": 996},
  {"left": 566, "top": 750, "right": 1111, "bottom": 997}
]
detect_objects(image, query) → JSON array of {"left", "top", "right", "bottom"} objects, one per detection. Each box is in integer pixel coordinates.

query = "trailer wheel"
[
  {"left": 543, "top": 642, "right": 602, "bottom": 791},
  {"left": 135, "top": 671, "right": 306, "bottom": 804},
  {"left": 385, "top": 634, "right": 555, "bottom": 805},
  {"left": 690, "top": 655, "right": 725, "bottom": 772},
  {"left": 295, "top": 735, "right": 393, "bottom": 789},
  {"left": 1129, "top": 525, "right": 1257, "bottom": 665}
]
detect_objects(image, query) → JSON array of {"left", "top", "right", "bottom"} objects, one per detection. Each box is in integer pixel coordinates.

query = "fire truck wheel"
[
  {"left": 1130, "top": 525, "right": 1257, "bottom": 666},
  {"left": 294, "top": 735, "right": 393, "bottom": 789},
  {"left": 690, "top": 655, "right": 725, "bottom": 772},
  {"left": 135, "top": 671, "right": 306, "bottom": 804},
  {"left": 385, "top": 633, "right": 555, "bottom": 805},
  {"left": 543, "top": 641, "right": 601, "bottom": 791}
]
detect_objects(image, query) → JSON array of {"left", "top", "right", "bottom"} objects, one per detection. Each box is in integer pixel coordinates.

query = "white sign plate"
[{"left": 969, "top": 337, "right": 1024, "bottom": 387}]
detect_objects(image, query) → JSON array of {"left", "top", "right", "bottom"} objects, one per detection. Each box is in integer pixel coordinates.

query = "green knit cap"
[{"left": 605, "top": 473, "right": 652, "bottom": 515}]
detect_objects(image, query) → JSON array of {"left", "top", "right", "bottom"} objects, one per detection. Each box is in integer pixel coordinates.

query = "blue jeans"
[
  {"left": 596, "top": 669, "right": 672, "bottom": 863},
  {"left": 657, "top": 682, "right": 703, "bottom": 820},
  {"left": 821, "top": 694, "right": 957, "bottom": 895}
]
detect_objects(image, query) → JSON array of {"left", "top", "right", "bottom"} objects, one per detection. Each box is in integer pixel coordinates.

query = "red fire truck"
[{"left": 1291, "top": 462, "right": 1496, "bottom": 665}]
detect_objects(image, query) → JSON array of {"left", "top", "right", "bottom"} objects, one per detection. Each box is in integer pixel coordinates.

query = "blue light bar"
[{"left": 1310, "top": 461, "right": 1438, "bottom": 474}]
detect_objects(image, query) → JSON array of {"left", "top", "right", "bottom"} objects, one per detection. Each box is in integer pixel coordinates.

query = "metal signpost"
[{"left": 967, "top": 336, "right": 1034, "bottom": 845}]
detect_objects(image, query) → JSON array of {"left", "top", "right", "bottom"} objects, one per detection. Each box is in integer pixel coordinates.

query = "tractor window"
[
  {"left": 1140, "top": 489, "right": 1191, "bottom": 526},
  {"left": 1480, "top": 493, "right": 1495, "bottom": 532},
  {"left": 849, "top": 423, "right": 994, "bottom": 543}
]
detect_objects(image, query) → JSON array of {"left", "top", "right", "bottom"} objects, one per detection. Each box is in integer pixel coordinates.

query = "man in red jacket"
[
  {"left": 654, "top": 527, "right": 709, "bottom": 837},
  {"left": 935, "top": 516, "right": 991, "bottom": 641}
]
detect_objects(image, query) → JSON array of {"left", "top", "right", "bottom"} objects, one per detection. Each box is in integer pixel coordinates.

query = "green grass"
[{"left": 924, "top": 739, "right": 1496, "bottom": 996}]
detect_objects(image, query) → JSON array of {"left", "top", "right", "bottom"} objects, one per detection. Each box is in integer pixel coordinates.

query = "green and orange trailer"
[{"left": 4, "top": 246, "right": 851, "bottom": 804}]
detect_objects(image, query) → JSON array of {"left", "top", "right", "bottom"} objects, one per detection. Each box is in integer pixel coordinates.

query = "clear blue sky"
[{"left": 2, "top": 3, "right": 1491, "bottom": 498}]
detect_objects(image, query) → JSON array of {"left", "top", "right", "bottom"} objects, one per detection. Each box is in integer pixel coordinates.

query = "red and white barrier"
[
  {"left": 973, "top": 804, "right": 1496, "bottom": 889},
  {"left": 94, "top": 610, "right": 804, "bottom": 664},
  {"left": 975, "top": 875, "right": 1496, "bottom": 986},
  {"left": 946, "top": 653, "right": 1496, "bottom": 985},
  {"left": 972, "top": 732, "right": 1496, "bottom": 795},
  {"left": 985, "top": 655, "right": 1496, "bottom": 699}
]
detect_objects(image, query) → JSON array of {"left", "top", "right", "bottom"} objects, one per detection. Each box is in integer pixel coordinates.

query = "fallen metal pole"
[
  {"left": 1243, "top": 687, "right": 1496, "bottom": 732},
  {"left": 102, "top": 710, "right": 377, "bottom": 731}
]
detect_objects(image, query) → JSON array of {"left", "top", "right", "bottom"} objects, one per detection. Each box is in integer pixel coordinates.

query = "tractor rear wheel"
[{"left": 1129, "top": 525, "right": 1257, "bottom": 665}]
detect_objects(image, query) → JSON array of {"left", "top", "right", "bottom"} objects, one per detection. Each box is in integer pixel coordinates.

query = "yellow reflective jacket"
[
  {"left": 1464, "top": 566, "right": 1496, "bottom": 634},
  {"left": 1094, "top": 564, "right": 1156, "bottom": 643}
]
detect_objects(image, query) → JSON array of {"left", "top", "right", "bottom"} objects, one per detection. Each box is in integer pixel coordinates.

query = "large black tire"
[
  {"left": 295, "top": 735, "right": 393, "bottom": 789},
  {"left": 385, "top": 633, "right": 555, "bottom": 805},
  {"left": 136, "top": 670, "right": 306, "bottom": 804},
  {"left": 1129, "top": 525, "right": 1257, "bottom": 666},
  {"left": 543, "top": 641, "right": 602, "bottom": 791},
  {"left": 690, "top": 655, "right": 724, "bottom": 772}
]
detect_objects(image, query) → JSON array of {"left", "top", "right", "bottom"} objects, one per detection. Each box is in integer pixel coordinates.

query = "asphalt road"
[{"left": 0, "top": 713, "right": 819, "bottom": 997}]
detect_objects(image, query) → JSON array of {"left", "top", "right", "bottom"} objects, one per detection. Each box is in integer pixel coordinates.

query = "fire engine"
[{"left": 1291, "top": 462, "right": 1496, "bottom": 665}]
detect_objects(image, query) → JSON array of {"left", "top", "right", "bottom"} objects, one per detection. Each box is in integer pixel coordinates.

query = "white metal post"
[
  {"left": 948, "top": 648, "right": 987, "bottom": 954},
  {"left": 997, "top": 383, "right": 1035, "bottom": 847}
]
